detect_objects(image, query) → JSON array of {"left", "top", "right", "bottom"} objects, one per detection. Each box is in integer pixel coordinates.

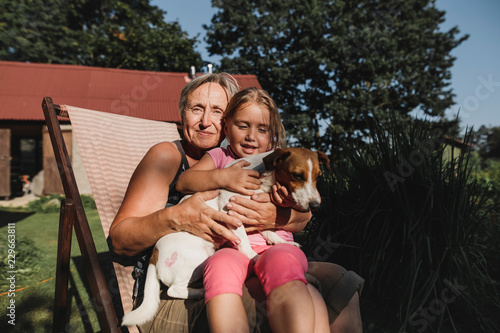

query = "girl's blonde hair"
[{"left": 223, "top": 87, "right": 286, "bottom": 149}]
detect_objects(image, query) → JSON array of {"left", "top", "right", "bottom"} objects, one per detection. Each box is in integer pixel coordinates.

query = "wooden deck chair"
[{"left": 42, "top": 97, "right": 180, "bottom": 333}]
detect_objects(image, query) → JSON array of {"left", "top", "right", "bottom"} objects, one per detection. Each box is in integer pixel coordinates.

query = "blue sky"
[{"left": 154, "top": 0, "right": 500, "bottom": 131}]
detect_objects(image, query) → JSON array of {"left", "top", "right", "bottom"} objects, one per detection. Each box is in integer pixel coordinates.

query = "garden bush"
[
  {"left": 301, "top": 118, "right": 500, "bottom": 332},
  {"left": 26, "top": 194, "right": 96, "bottom": 213}
]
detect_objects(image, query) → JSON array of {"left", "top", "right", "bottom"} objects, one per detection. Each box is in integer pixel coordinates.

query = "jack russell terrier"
[{"left": 122, "top": 147, "right": 330, "bottom": 327}]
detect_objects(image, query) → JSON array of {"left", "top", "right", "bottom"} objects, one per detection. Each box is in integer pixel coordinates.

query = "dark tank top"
[{"left": 166, "top": 140, "right": 190, "bottom": 206}]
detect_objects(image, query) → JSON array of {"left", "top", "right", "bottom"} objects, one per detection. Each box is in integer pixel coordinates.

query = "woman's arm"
[{"left": 109, "top": 142, "right": 242, "bottom": 256}]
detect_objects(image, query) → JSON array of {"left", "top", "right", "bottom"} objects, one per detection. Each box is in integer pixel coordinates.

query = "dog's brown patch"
[{"left": 150, "top": 247, "right": 159, "bottom": 265}]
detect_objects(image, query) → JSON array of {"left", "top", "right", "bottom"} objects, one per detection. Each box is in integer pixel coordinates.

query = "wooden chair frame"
[{"left": 43, "top": 97, "right": 122, "bottom": 332}]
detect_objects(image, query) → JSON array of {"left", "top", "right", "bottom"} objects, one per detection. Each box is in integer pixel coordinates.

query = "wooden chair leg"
[{"left": 53, "top": 199, "right": 74, "bottom": 333}]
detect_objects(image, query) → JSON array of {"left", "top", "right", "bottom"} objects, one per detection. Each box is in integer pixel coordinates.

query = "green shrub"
[
  {"left": 476, "top": 159, "right": 500, "bottom": 197},
  {"left": 26, "top": 194, "right": 96, "bottom": 213},
  {"left": 303, "top": 118, "right": 500, "bottom": 332},
  {"left": 80, "top": 194, "right": 97, "bottom": 210},
  {"left": 26, "top": 194, "right": 63, "bottom": 213},
  {"left": 473, "top": 159, "right": 500, "bottom": 296}
]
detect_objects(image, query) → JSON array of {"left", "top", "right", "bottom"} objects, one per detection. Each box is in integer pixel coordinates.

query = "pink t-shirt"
[
  {"left": 206, "top": 147, "right": 294, "bottom": 246},
  {"left": 207, "top": 146, "right": 237, "bottom": 169}
]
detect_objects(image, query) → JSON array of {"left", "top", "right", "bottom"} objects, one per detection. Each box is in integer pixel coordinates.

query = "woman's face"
[{"left": 183, "top": 83, "right": 229, "bottom": 151}]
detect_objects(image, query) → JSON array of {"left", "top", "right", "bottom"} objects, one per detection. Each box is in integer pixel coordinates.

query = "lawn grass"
[{"left": 0, "top": 203, "right": 109, "bottom": 332}]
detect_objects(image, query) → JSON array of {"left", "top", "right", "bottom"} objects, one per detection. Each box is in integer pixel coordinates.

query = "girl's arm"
[
  {"left": 177, "top": 154, "right": 262, "bottom": 195},
  {"left": 176, "top": 153, "right": 222, "bottom": 193}
]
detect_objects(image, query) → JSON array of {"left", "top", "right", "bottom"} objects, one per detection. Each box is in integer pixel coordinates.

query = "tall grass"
[{"left": 302, "top": 118, "right": 500, "bottom": 332}]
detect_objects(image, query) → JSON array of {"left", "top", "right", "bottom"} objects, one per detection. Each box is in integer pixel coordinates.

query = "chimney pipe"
[{"left": 189, "top": 66, "right": 196, "bottom": 79}]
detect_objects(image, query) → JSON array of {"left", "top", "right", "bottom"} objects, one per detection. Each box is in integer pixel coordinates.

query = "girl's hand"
[
  {"left": 220, "top": 160, "right": 261, "bottom": 195},
  {"left": 270, "top": 183, "right": 296, "bottom": 208}
]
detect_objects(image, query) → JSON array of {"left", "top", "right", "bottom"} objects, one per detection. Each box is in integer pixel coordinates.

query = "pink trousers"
[{"left": 203, "top": 243, "right": 308, "bottom": 303}]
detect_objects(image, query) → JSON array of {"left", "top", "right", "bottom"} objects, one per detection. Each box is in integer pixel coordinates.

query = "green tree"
[
  {"left": 205, "top": 0, "right": 468, "bottom": 152},
  {"left": 489, "top": 128, "right": 500, "bottom": 158},
  {"left": 0, "top": 0, "right": 202, "bottom": 72},
  {"left": 472, "top": 126, "right": 500, "bottom": 159},
  {"left": 0, "top": 0, "right": 81, "bottom": 64}
]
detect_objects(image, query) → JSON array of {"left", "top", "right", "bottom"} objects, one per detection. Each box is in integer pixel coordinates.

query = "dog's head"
[{"left": 263, "top": 148, "right": 330, "bottom": 211}]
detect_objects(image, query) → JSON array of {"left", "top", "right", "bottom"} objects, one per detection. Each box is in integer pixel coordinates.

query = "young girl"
[{"left": 176, "top": 87, "right": 329, "bottom": 333}]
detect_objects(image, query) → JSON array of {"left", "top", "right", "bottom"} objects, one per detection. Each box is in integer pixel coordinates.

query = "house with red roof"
[{"left": 0, "top": 61, "right": 261, "bottom": 198}]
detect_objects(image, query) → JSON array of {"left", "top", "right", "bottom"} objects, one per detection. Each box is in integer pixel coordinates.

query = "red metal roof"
[{"left": 0, "top": 61, "right": 261, "bottom": 122}]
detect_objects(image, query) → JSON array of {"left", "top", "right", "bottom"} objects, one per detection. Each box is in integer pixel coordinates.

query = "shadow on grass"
[
  {"left": 0, "top": 252, "right": 129, "bottom": 333},
  {"left": 0, "top": 210, "right": 35, "bottom": 228},
  {"left": 0, "top": 293, "right": 53, "bottom": 332},
  {"left": 68, "top": 272, "right": 94, "bottom": 333},
  {"left": 71, "top": 251, "right": 128, "bottom": 330}
]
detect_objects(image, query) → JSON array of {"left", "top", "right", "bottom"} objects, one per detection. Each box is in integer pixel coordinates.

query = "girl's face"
[{"left": 225, "top": 102, "right": 271, "bottom": 158}]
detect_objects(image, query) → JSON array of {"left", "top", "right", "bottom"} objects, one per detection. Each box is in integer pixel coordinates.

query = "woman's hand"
[
  {"left": 174, "top": 190, "right": 244, "bottom": 245},
  {"left": 225, "top": 192, "right": 312, "bottom": 234},
  {"left": 225, "top": 192, "right": 283, "bottom": 231}
]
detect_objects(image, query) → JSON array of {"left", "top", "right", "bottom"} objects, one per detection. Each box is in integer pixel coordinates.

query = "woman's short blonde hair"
[{"left": 179, "top": 73, "right": 240, "bottom": 122}]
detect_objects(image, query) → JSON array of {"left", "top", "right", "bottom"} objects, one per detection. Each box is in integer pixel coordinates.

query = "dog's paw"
[{"left": 167, "top": 285, "right": 190, "bottom": 299}]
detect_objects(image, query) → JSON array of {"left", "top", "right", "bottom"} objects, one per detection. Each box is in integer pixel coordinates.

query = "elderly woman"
[{"left": 109, "top": 73, "right": 363, "bottom": 332}]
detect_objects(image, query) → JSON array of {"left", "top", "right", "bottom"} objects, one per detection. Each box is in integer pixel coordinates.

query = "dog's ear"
[
  {"left": 317, "top": 151, "right": 331, "bottom": 170},
  {"left": 263, "top": 148, "right": 291, "bottom": 170}
]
